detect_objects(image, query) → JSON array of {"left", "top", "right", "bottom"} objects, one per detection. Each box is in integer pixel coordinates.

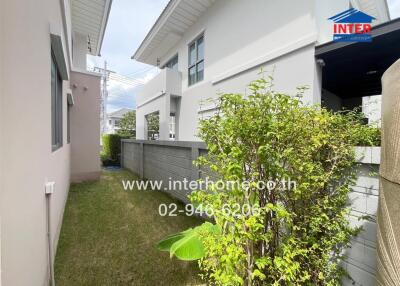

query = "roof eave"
[
  {"left": 95, "top": 0, "right": 113, "bottom": 56},
  {"left": 131, "top": 0, "right": 178, "bottom": 63}
]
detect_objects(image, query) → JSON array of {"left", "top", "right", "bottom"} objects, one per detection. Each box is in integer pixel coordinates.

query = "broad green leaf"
[
  {"left": 156, "top": 222, "right": 220, "bottom": 261},
  {"left": 157, "top": 232, "right": 186, "bottom": 252},
  {"left": 170, "top": 230, "right": 205, "bottom": 260}
]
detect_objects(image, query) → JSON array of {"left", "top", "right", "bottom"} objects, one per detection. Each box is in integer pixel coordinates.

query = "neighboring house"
[
  {"left": 0, "top": 0, "right": 112, "bottom": 285},
  {"left": 106, "top": 108, "right": 133, "bottom": 134},
  {"left": 131, "top": 0, "right": 400, "bottom": 285},
  {"left": 132, "top": 0, "right": 390, "bottom": 142}
]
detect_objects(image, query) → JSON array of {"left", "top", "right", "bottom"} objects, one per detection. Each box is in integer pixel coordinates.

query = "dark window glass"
[
  {"left": 196, "top": 61, "right": 204, "bottom": 82},
  {"left": 189, "top": 66, "right": 196, "bottom": 86},
  {"left": 189, "top": 43, "right": 196, "bottom": 66},
  {"left": 197, "top": 37, "right": 204, "bottom": 60},
  {"left": 51, "top": 53, "right": 63, "bottom": 151},
  {"left": 67, "top": 105, "right": 71, "bottom": 144},
  {"left": 188, "top": 34, "right": 204, "bottom": 86},
  {"left": 51, "top": 57, "right": 57, "bottom": 146}
]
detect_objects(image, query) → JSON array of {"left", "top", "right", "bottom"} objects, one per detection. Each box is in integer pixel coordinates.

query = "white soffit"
[
  {"left": 351, "top": 0, "right": 390, "bottom": 24},
  {"left": 71, "top": 0, "right": 113, "bottom": 56},
  {"left": 132, "top": 0, "right": 215, "bottom": 66}
]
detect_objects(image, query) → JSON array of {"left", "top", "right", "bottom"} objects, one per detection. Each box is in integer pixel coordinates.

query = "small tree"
[
  {"left": 146, "top": 112, "right": 160, "bottom": 140},
  {"left": 117, "top": 110, "right": 136, "bottom": 138},
  {"left": 159, "top": 76, "right": 369, "bottom": 285}
]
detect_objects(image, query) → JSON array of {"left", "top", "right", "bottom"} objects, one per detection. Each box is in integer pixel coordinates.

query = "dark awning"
[{"left": 315, "top": 18, "right": 400, "bottom": 98}]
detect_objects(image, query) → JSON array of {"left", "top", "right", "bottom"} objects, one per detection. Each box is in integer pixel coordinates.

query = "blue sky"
[
  {"left": 88, "top": 0, "right": 169, "bottom": 112},
  {"left": 90, "top": 0, "right": 400, "bottom": 112}
]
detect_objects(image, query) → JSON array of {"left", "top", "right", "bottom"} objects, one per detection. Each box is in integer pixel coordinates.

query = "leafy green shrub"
[
  {"left": 159, "top": 77, "right": 372, "bottom": 285},
  {"left": 100, "top": 151, "right": 116, "bottom": 167},
  {"left": 101, "top": 134, "right": 127, "bottom": 165},
  {"left": 354, "top": 125, "right": 381, "bottom": 146}
]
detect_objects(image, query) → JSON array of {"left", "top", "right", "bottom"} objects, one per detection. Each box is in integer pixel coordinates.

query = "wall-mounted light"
[{"left": 316, "top": 59, "right": 325, "bottom": 67}]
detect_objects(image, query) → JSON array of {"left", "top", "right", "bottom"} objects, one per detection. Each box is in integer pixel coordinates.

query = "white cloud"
[{"left": 105, "top": 68, "right": 159, "bottom": 112}]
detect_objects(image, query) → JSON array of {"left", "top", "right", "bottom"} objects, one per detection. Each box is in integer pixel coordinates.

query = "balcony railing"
[{"left": 137, "top": 68, "right": 182, "bottom": 107}]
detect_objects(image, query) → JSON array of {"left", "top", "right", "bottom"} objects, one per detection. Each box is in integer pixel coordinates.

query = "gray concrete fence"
[{"left": 121, "top": 139, "right": 207, "bottom": 202}]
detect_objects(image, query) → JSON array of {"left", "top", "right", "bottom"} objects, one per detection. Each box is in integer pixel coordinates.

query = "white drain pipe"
[{"left": 45, "top": 182, "right": 56, "bottom": 286}]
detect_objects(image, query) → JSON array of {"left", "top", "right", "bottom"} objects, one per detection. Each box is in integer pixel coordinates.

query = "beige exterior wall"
[
  {"left": 70, "top": 70, "right": 101, "bottom": 182},
  {"left": 0, "top": 0, "right": 102, "bottom": 285},
  {"left": 0, "top": 0, "right": 72, "bottom": 285},
  {"left": 0, "top": 0, "right": 4, "bottom": 284}
]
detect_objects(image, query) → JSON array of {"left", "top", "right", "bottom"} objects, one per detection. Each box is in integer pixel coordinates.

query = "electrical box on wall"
[{"left": 45, "top": 182, "right": 55, "bottom": 195}]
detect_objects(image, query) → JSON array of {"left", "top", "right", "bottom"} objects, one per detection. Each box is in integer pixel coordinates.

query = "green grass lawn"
[{"left": 55, "top": 169, "right": 203, "bottom": 286}]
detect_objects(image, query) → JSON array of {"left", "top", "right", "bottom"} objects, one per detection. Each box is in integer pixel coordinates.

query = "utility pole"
[
  {"left": 102, "top": 61, "right": 108, "bottom": 135},
  {"left": 93, "top": 63, "right": 142, "bottom": 137},
  {"left": 94, "top": 61, "right": 113, "bottom": 135}
]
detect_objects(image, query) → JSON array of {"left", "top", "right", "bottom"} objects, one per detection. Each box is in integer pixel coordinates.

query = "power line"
[
  {"left": 92, "top": 65, "right": 158, "bottom": 86},
  {"left": 124, "top": 66, "right": 157, "bottom": 77},
  {"left": 108, "top": 73, "right": 146, "bottom": 86}
]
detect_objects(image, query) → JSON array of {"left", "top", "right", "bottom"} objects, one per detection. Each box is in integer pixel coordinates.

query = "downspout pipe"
[{"left": 45, "top": 182, "right": 56, "bottom": 286}]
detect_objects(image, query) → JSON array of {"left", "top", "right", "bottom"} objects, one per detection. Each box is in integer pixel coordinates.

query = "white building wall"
[
  {"left": 162, "top": 0, "right": 318, "bottom": 92},
  {"left": 139, "top": 0, "right": 322, "bottom": 141},
  {"left": 136, "top": 94, "right": 170, "bottom": 140},
  {"left": 315, "top": 0, "right": 350, "bottom": 44},
  {"left": 72, "top": 32, "right": 88, "bottom": 70},
  {"left": 363, "top": 95, "right": 382, "bottom": 126},
  {"left": 177, "top": 44, "right": 318, "bottom": 141},
  {"left": 351, "top": 0, "right": 391, "bottom": 24},
  {"left": 106, "top": 117, "right": 122, "bottom": 134},
  {"left": 136, "top": 0, "right": 389, "bottom": 141}
]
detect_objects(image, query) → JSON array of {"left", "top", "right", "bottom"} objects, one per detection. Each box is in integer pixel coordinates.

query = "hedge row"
[{"left": 101, "top": 134, "right": 128, "bottom": 166}]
